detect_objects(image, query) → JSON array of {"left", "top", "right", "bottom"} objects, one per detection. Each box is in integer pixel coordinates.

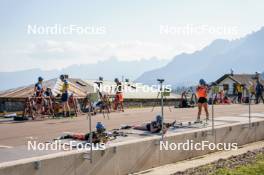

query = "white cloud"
[
  {"left": 0, "top": 38, "right": 205, "bottom": 71},
  {"left": 15, "top": 39, "right": 195, "bottom": 70}
]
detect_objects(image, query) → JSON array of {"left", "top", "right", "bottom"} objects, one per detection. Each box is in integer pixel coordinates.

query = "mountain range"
[
  {"left": 136, "top": 27, "right": 264, "bottom": 86},
  {"left": 1, "top": 27, "right": 264, "bottom": 91},
  {"left": 0, "top": 58, "right": 168, "bottom": 91}
]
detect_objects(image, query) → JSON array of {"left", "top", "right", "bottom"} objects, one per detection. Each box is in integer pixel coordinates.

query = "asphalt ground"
[{"left": 0, "top": 104, "right": 263, "bottom": 148}]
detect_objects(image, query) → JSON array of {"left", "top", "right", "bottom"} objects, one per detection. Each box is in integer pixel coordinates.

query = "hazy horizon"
[{"left": 1, "top": 0, "right": 264, "bottom": 72}]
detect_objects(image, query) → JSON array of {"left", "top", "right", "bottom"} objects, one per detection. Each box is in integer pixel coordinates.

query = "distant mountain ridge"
[
  {"left": 0, "top": 58, "right": 168, "bottom": 91},
  {"left": 1, "top": 27, "right": 264, "bottom": 91},
  {"left": 136, "top": 27, "right": 264, "bottom": 86}
]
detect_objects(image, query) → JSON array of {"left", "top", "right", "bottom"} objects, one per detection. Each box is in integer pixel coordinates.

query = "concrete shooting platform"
[{"left": 0, "top": 105, "right": 263, "bottom": 175}]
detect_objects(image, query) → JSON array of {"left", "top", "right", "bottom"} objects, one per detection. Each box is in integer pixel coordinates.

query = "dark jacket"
[{"left": 256, "top": 83, "right": 264, "bottom": 94}]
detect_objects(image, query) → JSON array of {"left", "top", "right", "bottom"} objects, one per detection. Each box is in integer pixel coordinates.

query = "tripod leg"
[
  {"left": 105, "top": 103, "right": 110, "bottom": 119},
  {"left": 151, "top": 92, "right": 160, "bottom": 112},
  {"left": 168, "top": 105, "right": 172, "bottom": 112},
  {"left": 30, "top": 98, "right": 36, "bottom": 120},
  {"left": 73, "top": 98, "right": 78, "bottom": 117},
  {"left": 163, "top": 96, "right": 172, "bottom": 112},
  {"left": 23, "top": 98, "right": 29, "bottom": 118},
  {"left": 151, "top": 104, "right": 155, "bottom": 112},
  {"left": 102, "top": 109, "right": 106, "bottom": 119},
  {"left": 107, "top": 112, "right": 110, "bottom": 120},
  {"left": 49, "top": 99, "right": 55, "bottom": 118}
]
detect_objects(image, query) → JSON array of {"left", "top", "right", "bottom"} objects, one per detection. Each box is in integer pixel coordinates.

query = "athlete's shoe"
[{"left": 194, "top": 119, "right": 201, "bottom": 123}]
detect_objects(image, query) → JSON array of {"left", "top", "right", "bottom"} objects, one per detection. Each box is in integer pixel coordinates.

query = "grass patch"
[{"left": 213, "top": 154, "right": 264, "bottom": 175}]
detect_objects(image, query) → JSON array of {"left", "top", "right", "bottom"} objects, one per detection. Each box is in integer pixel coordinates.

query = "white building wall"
[
  {"left": 217, "top": 77, "right": 249, "bottom": 97},
  {"left": 218, "top": 77, "right": 236, "bottom": 95}
]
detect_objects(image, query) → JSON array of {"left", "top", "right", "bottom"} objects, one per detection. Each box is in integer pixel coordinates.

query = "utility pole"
[{"left": 157, "top": 79, "right": 165, "bottom": 141}]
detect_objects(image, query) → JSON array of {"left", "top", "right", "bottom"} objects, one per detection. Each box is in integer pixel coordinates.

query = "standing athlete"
[
  {"left": 196, "top": 79, "right": 209, "bottom": 123},
  {"left": 60, "top": 75, "right": 70, "bottom": 117},
  {"left": 114, "top": 78, "right": 124, "bottom": 112},
  {"left": 34, "top": 76, "right": 44, "bottom": 113},
  {"left": 255, "top": 80, "right": 264, "bottom": 104}
]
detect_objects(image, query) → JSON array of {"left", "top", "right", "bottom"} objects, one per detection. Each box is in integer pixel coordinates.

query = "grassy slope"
[{"left": 213, "top": 154, "right": 264, "bottom": 175}]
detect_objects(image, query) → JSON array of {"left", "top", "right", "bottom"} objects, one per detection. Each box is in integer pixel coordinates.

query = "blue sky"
[{"left": 0, "top": 0, "right": 264, "bottom": 71}]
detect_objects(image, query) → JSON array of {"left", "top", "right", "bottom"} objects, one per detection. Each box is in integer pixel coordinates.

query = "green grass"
[{"left": 212, "top": 154, "right": 264, "bottom": 175}]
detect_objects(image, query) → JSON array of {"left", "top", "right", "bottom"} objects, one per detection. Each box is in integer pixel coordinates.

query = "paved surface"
[
  {"left": 0, "top": 104, "right": 263, "bottom": 148},
  {"left": 1, "top": 114, "right": 258, "bottom": 164},
  {"left": 0, "top": 104, "right": 263, "bottom": 164}
]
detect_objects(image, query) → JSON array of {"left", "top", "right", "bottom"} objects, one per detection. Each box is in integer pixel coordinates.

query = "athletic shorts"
[
  {"left": 61, "top": 92, "right": 69, "bottom": 102},
  {"left": 198, "top": 97, "right": 207, "bottom": 103},
  {"left": 115, "top": 93, "right": 124, "bottom": 102},
  {"left": 118, "top": 93, "right": 124, "bottom": 102}
]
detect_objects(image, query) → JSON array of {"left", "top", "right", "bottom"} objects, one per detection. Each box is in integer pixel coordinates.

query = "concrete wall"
[
  {"left": 0, "top": 98, "right": 178, "bottom": 113},
  {"left": 0, "top": 98, "right": 25, "bottom": 112},
  {"left": 0, "top": 120, "right": 264, "bottom": 175}
]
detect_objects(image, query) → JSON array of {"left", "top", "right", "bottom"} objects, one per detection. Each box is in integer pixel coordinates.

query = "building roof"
[
  {"left": 0, "top": 78, "right": 181, "bottom": 100},
  {"left": 215, "top": 74, "right": 264, "bottom": 87},
  {"left": 0, "top": 78, "right": 94, "bottom": 98}
]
